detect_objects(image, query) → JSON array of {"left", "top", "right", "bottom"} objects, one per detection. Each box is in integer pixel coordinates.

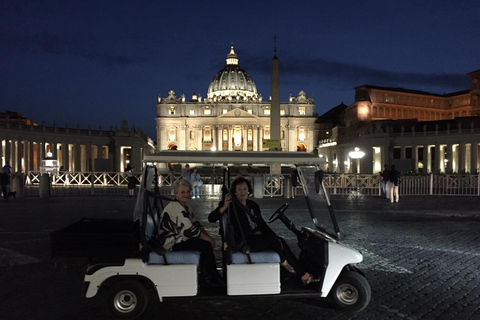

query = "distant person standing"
[
  {"left": 125, "top": 165, "right": 136, "bottom": 198},
  {"left": 1, "top": 168, "right": 9, "bottom": 201},
  {"left": 189, "top": 167, "right": 203, "bottom": 198},
  {"left": 389, "top": 165, "right": 400, "bottom": 203},
  {"left": 3, "top": 161, "right": 11, "bottom": 176},
  {"left": 2, "top": 161, "right": 12, "bottom": 196},
  {"left": 182, "top": 164, "right": 191, "bottom": 179},
  {"left": 380, "top": 164, "right": 390, "bottom": 199}
]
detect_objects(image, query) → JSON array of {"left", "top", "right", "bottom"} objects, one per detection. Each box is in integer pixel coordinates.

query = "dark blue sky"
[{"left": 1, "top": 0, "right": 479, "bottom": 139}]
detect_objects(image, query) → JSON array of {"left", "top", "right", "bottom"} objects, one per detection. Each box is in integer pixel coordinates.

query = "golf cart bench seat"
[
  {"left": 231, "top": 251, "right": 281, "bottom": 264},
  {"left": 221, "top": 214, "right": 281, "bottom": 264},
  {"left": 148, "top": 251, "right": 200, "bottom": 265}
]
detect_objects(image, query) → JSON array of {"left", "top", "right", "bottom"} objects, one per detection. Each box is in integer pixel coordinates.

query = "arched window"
[{"left": 298, "top": 127, "right": 306, "bottom": 141}]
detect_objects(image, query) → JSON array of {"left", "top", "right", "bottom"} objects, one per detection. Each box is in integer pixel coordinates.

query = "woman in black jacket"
[{"left": 209, "top": 176, "right": 319, "bottom": 285}]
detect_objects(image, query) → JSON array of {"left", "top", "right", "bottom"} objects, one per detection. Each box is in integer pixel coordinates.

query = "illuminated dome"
[{"left": 206, "top": 46, "right": 260, "bottom": 102}]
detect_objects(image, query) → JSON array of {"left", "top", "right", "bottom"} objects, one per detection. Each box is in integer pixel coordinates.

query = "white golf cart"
[{"left": 51, "top": 151, "right": 370, "bottom": 319}]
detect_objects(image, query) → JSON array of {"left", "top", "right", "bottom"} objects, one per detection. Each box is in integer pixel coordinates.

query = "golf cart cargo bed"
[{"left": 51, "top": 218, "right": 140, "bottom": 258}]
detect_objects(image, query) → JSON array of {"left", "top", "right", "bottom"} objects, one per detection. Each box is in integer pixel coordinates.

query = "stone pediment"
[{"left": 218, "top": 108, "right": 258, "bottom": 118}]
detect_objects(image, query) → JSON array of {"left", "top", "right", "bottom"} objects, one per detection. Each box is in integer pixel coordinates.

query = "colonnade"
[
  {"left": 1, "top": 138, "right": 111, "bottom": 173},
  {"left": 160, "top": 123, "right": 315, "bottom": 152}
]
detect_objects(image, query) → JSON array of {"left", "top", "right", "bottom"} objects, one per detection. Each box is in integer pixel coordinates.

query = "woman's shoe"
[
  {"left": 281, "top": 261, "right": 297, "bottom": 275},
  {"left": 302, "top": 274, "right": 321, "bottom": 286}
]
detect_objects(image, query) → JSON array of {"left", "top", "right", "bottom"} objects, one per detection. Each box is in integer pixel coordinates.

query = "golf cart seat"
[
  {"left": 220, "top": 213, "right": 281, "bottom": 295},
  {"left": 221, "top": 214, "right": 280, "bottom": 264},
  {"left": 148, "top": 251, "right": 200, "bottom": 265}
]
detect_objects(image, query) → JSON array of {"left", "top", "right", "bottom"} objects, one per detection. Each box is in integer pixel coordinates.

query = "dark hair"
[{"left": 230, "top": 176, "right": 253, "bottom": 195}]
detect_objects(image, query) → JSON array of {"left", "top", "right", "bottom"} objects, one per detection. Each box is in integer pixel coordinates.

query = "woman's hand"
[
  {"left": 220, "top": 193, "right": 232, "bottom": 214},
  {"left": 200, "top": 231, "right": 216, "bottom": 248}
]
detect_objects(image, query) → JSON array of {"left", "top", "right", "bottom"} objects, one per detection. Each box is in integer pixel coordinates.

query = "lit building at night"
[
  {"left": 317, "top": 69, "right": 480, "bottom": 174},
  {"left": 155, "top": 46, "right": 317, "bottom": 153}
]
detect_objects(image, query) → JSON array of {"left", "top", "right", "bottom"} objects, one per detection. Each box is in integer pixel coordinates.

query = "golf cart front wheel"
[
  {"left": 330, "top": 271, "right": 371, "bottom": 312},
  {"left": 106, "top": 279, "right": 149, "bottom": 319}
]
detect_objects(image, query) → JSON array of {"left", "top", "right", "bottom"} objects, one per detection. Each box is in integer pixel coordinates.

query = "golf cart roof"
[{"left": 144, "top": 150, "right": 325, "bottom": 165}]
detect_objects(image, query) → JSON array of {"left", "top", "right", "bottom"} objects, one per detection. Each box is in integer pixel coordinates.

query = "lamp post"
[
  {"left": 348, "top": 147, "right": 365, "bottom": 195},
  {"left": 348, "top": 147, "right": 365, "bottom": 173}
]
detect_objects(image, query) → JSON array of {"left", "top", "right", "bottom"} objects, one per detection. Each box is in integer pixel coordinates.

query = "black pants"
[
  {"left": 1, "top": 185, "right": 7, "bottom": 200},
  {"left": 246, "top": 233, "right": 306, "bottom": 276},
  {"left": 173, "top": 238, "right": 218, "bottom": 280}
]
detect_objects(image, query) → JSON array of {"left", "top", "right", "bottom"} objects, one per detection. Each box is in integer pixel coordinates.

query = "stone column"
[
  {"left": 4, "top": 139, "right": 11, "bottom": 167},
  {"left": 30, "top": 142, "right": 37, "bottom": 171},
  {"left": 62, "top": 143, "right": 69, "bottom": 171},
  {"left": 307, "top": 125, "right": 314, "bottom": 153},
  {"left": 412, "top": 145, "right": 418, "bottom": 171},
  {"left": 217, "top": 126, "right": 222, "bottom": 151},
  {"left": 37, "top": 142, "right": 42, "bottom": 169},
  {"left": 85, "top": 144, "right": 92, "bottom": 171},
  {"left": 288, "top": 125, "right": 296, "bottom": 152},
  {"left": 12, "top": 140, "right": 19, "bottom": 173},
  {"left": 472, "top": 143, "right": 479, "bottom": 174},
  {"left": 0, "top": 140, "right": 3, "bottom": 166},
  {"left": 196, "top": 126, "right": 202, "bottom": 151},
  {"left": 242, "top": 126, "right": 247, "bottom": 151},
  {"left": 180, "top": 125, "right": 187, "bottom": 150},
  {"left": 157, "top": 125, "right": 165, "bottom": 151},
  {"left": 435, "top": 144, "right": 442, "bottom": 174},
  {"left": 24, "top": 141, "right": 31, "bottom": 174},
  {"left": 455, "top": 144, "right": 462, "bottom": 173},
  {"left": 18, "top": 140, "right": 25, "bottom": 173},
  {"left": 258, "top": 126, "right": 263, "bottom": 151},
  {"left": 113, "top": 144, "right": 121, "bottom": 172},
  {"left": 228, "top": 126, "right": 232, "bottom": 151},
  {"left": 74, "top": 143, "right": 80, "bottom": 172},
  {"left": 445, "top": 143, "right": 452, "bottom": 173},
  {"left": 252, "top": 125, "right": 257, "bottom": 151},
  {"left": 422, "top": 145, "right": 428, "bottom": 173},
  {"left": 51, "top": 142, "right": 57, "bottom": 159}
]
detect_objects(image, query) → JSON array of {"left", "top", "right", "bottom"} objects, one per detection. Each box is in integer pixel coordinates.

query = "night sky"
[{"left": 1, "top": 1, "right": 479, "bottom": 139}]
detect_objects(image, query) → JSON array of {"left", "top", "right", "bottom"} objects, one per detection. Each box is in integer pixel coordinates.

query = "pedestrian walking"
[
  {"left": 380, "top": 164, "right": 390, "bottom": 199},
  {"left": 389, "top": 165, "right": 400, "bottom": 203}
]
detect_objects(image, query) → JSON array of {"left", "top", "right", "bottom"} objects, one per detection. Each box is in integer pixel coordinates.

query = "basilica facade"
[{"left": 155, "top": 46, "right": 317, "bottom": 153}]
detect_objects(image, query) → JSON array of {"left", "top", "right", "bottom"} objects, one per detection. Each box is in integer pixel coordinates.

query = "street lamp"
[{"left": 348, "top": 147, "right": 365, "bottom": 173}]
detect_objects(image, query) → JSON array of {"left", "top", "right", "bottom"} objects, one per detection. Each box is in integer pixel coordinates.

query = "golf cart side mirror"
[{"left": 315, "top": 170, "right": 324, "bottom": 194}]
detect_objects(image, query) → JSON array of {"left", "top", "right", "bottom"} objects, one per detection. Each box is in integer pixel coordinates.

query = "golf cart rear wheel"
[
  {"left": 106, "top": 279, "right": 149, "bottom": 319},
  {"left": 330, "top": 271, "right": 371, "bottom": 312}
]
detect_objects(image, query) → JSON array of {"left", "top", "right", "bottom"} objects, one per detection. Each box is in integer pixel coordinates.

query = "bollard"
[
  {"left": 253, "top": 175, "right": 264, "bottom": 199},
  {"left": 11, "top": 173, "right": 25, "bottom": 198},
  {"left": 39, "top": 173, "right": 51, "bottom": 198},
  {"left": 283, "top": 176, "right": 291, "bottom": 199}
]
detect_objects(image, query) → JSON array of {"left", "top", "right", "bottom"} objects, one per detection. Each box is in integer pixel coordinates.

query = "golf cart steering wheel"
[{"left": 268, "top": 203, "right": 289, "bottom": 223}]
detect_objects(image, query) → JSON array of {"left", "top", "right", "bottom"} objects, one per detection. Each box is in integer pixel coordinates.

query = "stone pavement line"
[
  {"left": 355, "top": 245, "right": 413, "bottom": 274},
  {"left": 0, "top": 247, "right": 40, "bottom": 266}
]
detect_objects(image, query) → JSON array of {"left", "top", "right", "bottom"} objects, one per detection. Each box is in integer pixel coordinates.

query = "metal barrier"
[{"left": 23, "top": 171, "right": 479, "bottom": 197}]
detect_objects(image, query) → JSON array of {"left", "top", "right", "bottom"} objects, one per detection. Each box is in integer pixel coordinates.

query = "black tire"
[
  {"left": 105, "top": 279, "right": 149, "bottom": 319},
  {"left": 329, "top": 271, "right": 371, "bottom": 312}
]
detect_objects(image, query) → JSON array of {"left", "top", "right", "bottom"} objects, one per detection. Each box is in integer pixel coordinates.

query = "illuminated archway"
[
  {"left": 297, "top": 143, "right": 307, "bottom": 152},
  {"left": 167, "top": 144, "right": 178, "bottom": 150}
]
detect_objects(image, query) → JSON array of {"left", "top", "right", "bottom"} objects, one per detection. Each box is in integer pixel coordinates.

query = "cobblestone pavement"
[{"left": 1, "top": 194, "right": 480, "bottom": 320}]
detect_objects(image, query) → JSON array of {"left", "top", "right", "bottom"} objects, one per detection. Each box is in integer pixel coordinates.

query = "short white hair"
[{"left": 174, "top": 179, "right": 192, "bottom": 193}]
